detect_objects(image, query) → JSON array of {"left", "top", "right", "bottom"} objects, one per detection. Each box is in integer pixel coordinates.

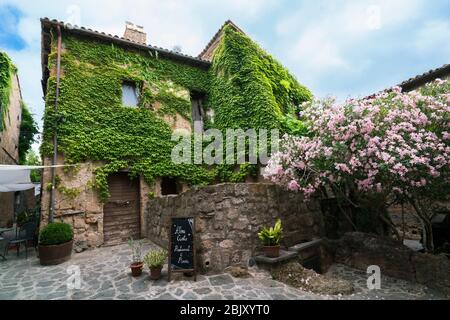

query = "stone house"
[
  {"left": 0, "top": 52, "right": 35, "bottom": 227},
  {"left": 39, "top": 18, "right": 313, "bottom": 250}
]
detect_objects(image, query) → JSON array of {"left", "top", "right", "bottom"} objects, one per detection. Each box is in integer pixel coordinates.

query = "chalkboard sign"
[{"left": 168, "top": 217, "right": 196, "bottom": 281}]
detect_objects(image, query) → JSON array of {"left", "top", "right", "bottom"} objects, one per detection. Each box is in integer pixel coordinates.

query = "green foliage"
[
  {"left": 41, "top": 29, "right": 312, "bottom": 201},
  {"left": 280, "top": 114, "right": 310, "bottom": 136},
  {"left": 41, "top": 34, "right": 214, "bottom": 202},
  {"left": 206, "top": 26, "right": 312, "bottom": 132},
  {"left": 39, "top": 222, "right": 74, "bottom": 245},
  {"left": 144, "top": 249, "right": 168, "bottom": 268},
  {"left": 16, "top": 211, "right": 35, "bottom": 227},
  {"left": 0, "top": 52, "right": 16, "bottom": 131},
  {"left": 23, "top": 150, "right": 42, "bottom": 183},
  {"left": 19, "top": 103, "right": 39, "bottom": 164},
  {"left": 57, "top": 186, "right": 81, "bottom": 200},
  {"left": 258, "top": 219, "right": 283, "bottom": 246},
  {"left": 230, "top": 163, "right": 259, "bottom": 183}
]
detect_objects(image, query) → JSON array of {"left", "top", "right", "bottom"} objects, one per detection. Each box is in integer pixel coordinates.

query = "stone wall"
[
  {"left": 0, "top": 74, "right": 21, "bottom": 165},
  {"left": 40, "top": 155, "right": 106, "bottom": 250},
  {"left": 389, "top": 204, "right": 422, "bottom": 240},
  {"left": 40, "top": 155, "right": 166, "bottom": 250},
  {"left": 146, "top": 183, "right": 324, "bottom": 273},
  {"left": 323, "top": 232, "right": 450, "bottom": 297},
  {"left": 0, "top": 74, "right": 23, "bottom": 227}
]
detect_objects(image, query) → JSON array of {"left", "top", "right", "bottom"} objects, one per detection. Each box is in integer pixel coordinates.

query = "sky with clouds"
[{"left": 0, "top": 0, "right": 449, "bottom": 152}]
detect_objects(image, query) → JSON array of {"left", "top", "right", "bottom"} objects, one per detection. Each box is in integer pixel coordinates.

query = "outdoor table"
[{"left": 0, "top": 228, "right": 14, "bottom": 235}]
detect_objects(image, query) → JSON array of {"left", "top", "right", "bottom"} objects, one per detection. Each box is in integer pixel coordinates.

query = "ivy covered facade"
[
  {"left": 39, "top": 19, "right": 312, "bottom": 247},
  {"left": 0, "top": 51, "right": 37, "bottom": 228}
]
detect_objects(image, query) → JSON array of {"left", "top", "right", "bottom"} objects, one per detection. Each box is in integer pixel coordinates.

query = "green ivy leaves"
[{"left": 41, "top": 28, "right": 312, "bottom": 202}]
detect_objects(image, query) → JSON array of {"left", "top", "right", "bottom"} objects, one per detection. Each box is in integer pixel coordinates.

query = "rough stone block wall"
[
  {"left": 146, "top": 183, "right": 324, "bottom": 273},
  {"left": 388, "top": 204, "right": 422, "bottom": 240},
  {"left": 40, "top": 155, "right": 157, "bottom": 250},
  {"left": 324, "top": 232, "right": 450, "bottom": 297},
  {"left": 40, "top": 156, "right": 105, "bottom": 249}
]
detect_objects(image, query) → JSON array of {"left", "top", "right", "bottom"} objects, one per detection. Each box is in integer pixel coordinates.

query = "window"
[
  {"left": 161, "top": 177, "right": 179, "bottom": 195},
  {"left": 191, "top": 92, "right": 205, "bottom": 133},
  {"left": 122, "top": 81, "right": 139, "bottom": 107}
]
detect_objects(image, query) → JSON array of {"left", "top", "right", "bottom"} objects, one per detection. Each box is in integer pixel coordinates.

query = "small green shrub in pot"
[
  {"left": 258, "top": 219, "right": 283, "bottom": 258},
  {"left": 39, "top": 222, "right": 74, "bottom": 245},
  {"left": 144, "top": 249, "right": 168, "bottom": 280},
  {"left": 38, "top": 222, "right": 74, "bottom": 266}
]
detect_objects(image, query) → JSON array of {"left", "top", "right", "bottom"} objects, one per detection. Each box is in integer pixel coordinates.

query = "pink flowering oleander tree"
[{"left": 264, "top": 79, "right": 450, "bottom": 252}]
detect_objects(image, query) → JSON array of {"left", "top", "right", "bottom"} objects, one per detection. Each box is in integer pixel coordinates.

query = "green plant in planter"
[
  {"left": 258, "top": 219, "right": 283, "bottom": 246},
  {"left": 144, "top": 249, "right": 168, "bottom": 269},
  {"left": 39, "top": 222, "right": 74, "bottom": 246}
]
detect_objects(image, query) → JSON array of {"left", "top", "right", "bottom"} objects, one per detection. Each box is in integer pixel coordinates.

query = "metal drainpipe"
[{"left": 49, "top": 24, "right": 63, "bottom": 223}]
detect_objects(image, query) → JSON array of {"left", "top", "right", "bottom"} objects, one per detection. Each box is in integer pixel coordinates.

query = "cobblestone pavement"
[{"left": 0, "top": 240, "right": 446, "bottom": 300}]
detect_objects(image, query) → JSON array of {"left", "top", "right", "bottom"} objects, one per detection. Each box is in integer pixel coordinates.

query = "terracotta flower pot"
[
  {"left": 130, "top": 262, "right": 144, "bottom": 277},
  {"left": 263, "top": 245, "right": 280, "bottom": 258},
  {"left": 150, "top": 266, "right": 162, "bottom": 280},
  {"left": 38, "top": 240, "right": 73, "bottom": 266}
]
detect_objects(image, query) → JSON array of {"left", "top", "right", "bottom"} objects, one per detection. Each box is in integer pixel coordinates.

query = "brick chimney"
[{"left": 123, "top": 21, "right": 147, "bottom": 44}]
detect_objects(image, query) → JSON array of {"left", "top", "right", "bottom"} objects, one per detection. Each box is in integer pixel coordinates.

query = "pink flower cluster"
[{"left": 264, "top": 79, "right": 450, "bottom": 200}]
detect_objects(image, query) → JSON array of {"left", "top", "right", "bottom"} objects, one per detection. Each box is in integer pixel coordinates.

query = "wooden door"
[{"left": 103, "top": 172, "right": 140, "bottom": 246}]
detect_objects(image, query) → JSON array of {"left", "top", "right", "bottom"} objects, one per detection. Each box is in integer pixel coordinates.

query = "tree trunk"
[
  {"left": 422, "top": 219, "right": 434, "bottom": 253},
  {"left": 407, "top": 197, "right": 435, "bottom": 253}
]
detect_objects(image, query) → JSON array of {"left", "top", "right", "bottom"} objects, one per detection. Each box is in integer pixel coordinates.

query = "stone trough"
[{"left": 253, "top": 239, "right": 324, "bottom": 273}]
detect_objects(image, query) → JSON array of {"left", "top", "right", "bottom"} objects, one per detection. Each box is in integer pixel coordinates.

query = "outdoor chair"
[
  {"left": 6, "top": 222, "right": 37, "bottom": 259},
  {"left": 0, "top": 237, "right": 7, "bottom": 260}
]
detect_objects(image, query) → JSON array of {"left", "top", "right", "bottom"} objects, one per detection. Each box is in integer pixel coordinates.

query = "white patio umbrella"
[{"left": 0, "top": 165, "right": 70, "bottom": 192}]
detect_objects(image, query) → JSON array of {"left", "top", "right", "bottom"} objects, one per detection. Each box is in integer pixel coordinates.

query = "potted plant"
[
  {"left": 144, "top": 249, "right": 168, "bottom": 280},
  {"left": 128, "top": 238, "right": 144, "bottom": 277},
  {"left": 38, "top": 222, "right": 74, "bottom": 265},
  {"left": 258, "top": 219, "right": 283, "bottom": 258}
]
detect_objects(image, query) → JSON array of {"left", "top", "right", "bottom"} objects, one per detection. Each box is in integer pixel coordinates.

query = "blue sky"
[{"left": 1, "top": 0, "right": 449, "bottom": 152}]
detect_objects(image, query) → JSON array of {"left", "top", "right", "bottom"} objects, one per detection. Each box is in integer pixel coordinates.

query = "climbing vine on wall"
[
  {"left": 0, "top": 52, "right": 17, "bottom": 131},
  {"left": 19, "top": 102, "right": 39, "bottom": 164},
  {"left": 205, "top": 26, "right": 312, "bottom": 132},
  {"left": 41, "top": 27, "right": 312, "bottom": 201}
]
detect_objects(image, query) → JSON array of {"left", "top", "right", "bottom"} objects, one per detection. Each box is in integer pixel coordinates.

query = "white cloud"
[
  {"left": 275, "top": 0, "right": 429, "bottom": 93},
  {"left": 290, "top": 28, "right": 348, "bottom": 70}
]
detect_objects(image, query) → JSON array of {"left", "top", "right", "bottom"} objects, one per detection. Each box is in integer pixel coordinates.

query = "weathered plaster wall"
[
  {"left": 0, "top": 74, "right": 22, "bottom": 227},
  {"left": 0, "top": 193, "right": 14, "bottom": 227},
  {"left": 0, "top": 74, "right": 21, "bottom": 165},
  {"left": 146, "top": 183, "right": 324, "bottom": 273}
]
